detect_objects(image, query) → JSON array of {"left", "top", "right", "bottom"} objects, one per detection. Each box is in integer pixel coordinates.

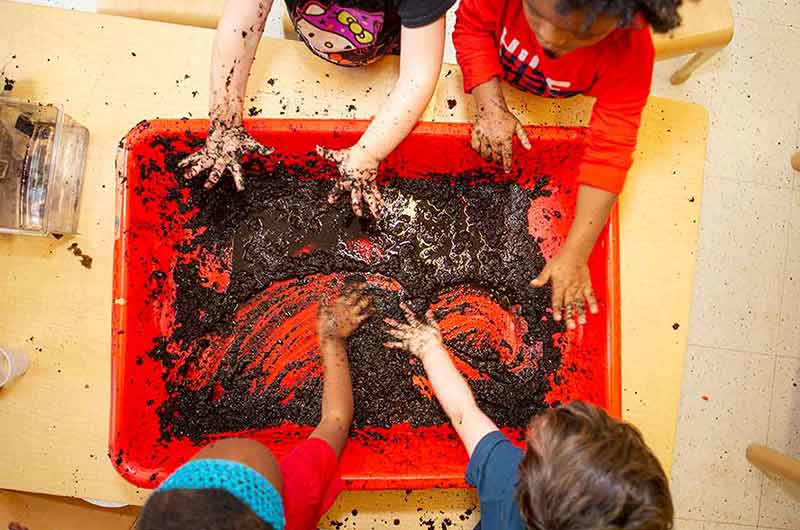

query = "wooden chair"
[
  {"left": 96, "top": 0, "right": 223, "bottom": 29},
  {"left": 97, "top": 0, "right": 733, "bottom": 83},
  {"left": 652, "top": 0, "right": 735, "bottom": 84},
  {"left": 747, "top": 444, "right": 800, "bottom": 486},
  {"left": 96, "top": 0, "right": 300, "bottom": 38}
]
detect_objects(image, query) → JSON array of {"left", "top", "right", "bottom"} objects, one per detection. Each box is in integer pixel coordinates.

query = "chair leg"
[
  {"left": 670, "top": 48, "right": 722, "bottom": 85},
  {"left": 746, "top": 444, "right": 800, "bottom": 485},
  {"left": 282, "top": 11, "right": 298, "bottom": 40}
]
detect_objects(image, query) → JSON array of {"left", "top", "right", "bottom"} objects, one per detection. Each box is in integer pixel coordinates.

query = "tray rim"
[{"left": 109, "top": 118, "right": 621, "bottom": 490}]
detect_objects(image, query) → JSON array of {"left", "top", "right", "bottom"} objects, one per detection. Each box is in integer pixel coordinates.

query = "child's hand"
[
  {"left": 318, "top": 286, "right": 373, "bottom": 342},
  {"left": 384, "top": 303, "right": 443, "bottom": 360},
  {"left": 316, "top": 145, "right": 384, "bottom": 219},
  {"left": 179, "top": 124, "right": 274, "bottom": 191},
  {"left": 471, "top": 100, "right": 531, "bottom": 172},
  {"left": 530, "top": 250, "right": 599, "bottom": 330}
]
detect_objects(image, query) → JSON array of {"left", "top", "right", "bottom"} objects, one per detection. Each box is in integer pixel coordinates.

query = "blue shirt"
[{"left": 465, "top": 431, "right": 526, "bottom": 530}]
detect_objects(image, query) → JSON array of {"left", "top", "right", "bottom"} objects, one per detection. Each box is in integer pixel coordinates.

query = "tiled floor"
[
  {"left": 650, "top": 6, "right": 800, "bottom": 530},
  {"left": 7, "top": 0, "right": 800, "bottom": 527}
]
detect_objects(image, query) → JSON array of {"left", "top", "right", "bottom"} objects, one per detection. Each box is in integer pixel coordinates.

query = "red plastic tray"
[{"left": 111, "top": 119, "right": 620, "bottom": 490}]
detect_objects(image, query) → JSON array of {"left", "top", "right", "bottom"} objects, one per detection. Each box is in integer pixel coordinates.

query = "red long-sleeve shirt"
[{"left": 453, "top": 0, "right": 654, "bottom": 193}]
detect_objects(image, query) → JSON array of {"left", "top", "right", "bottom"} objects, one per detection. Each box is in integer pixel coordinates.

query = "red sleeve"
[
  {"left": 579, "top": 25, "right": 654, "bottom": 193},
  {"left": 453, "top": 0, "right": 504, "bottom": 93},
  {"left": 280, "top": 438, "right": 343, "bottom": 530}
]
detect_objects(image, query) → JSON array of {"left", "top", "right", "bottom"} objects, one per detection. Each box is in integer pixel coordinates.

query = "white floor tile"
[
  {"left": 8, "top": 0, "right": 95, "bottom": 10},
  {"left": 733, "top": 1, "right": 800, "bottom": 28},
  {"left": 443, "top": 3, "right": 459, "bottom": 65},
  {"left": 674, "top": 518, "right": 706, "bottom": 530},
  {"left": 650, "top": 54, "right": 722, "bottom": 108},
  {"left": 758, "top": 461, "right": 800, "bottom": 529},
  {"left": 700, "top": 18, "right": 800, "bottom": 187},
  {"left": 671, "top": 346, "right": 774, "bottom": 523},
  {"left": 675, "top": 520, "right": 760, "bottom": 530},
  {"left": 265, "top": 1, "right": 285, "bottom": 39},
  {"left": 775, "top": 190, "right": 800, "bottom": 356},
  {"left": 791, "top": 189, "right": 800, "bottom": 256},
  {"left": 689, "top": 178, "right": 790, "bottom": 353},
  {"left": 757, "top": 356, "right": 800, "bottom": 529},
  {"left": 775, "top": 257, "right": 800, "bottom": 357}
]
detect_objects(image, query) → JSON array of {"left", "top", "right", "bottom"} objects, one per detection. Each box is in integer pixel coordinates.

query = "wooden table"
[{"left": 0, "top": 1, "right": 707, "bottom": 523}]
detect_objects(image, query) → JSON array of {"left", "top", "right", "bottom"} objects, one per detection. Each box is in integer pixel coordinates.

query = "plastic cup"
[{"left": 0, "top": 347, "right": 30, "bottom": 387}]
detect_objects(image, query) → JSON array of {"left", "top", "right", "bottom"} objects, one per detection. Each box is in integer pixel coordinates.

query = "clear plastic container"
[
  {"left": 0, "top": 347, "right": 30, "bottom": 387},
  {"left": 0, "top": 97, "right": 89, "bottom": 235}
]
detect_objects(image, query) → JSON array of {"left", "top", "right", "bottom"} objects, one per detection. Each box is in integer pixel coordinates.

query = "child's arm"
[
  {"left": 385, "top": 304, "right": 497, "bottom": 456},
  {"left": 469, "top": 78, "right": 531, "bottom": 172},
  {"left": 311, "top": 287, "right": 372, "bottom": 456},
  {"left": 179, "top": 0, "right": 275, "bottom": 191},
  {"left": 316, "top": 18, "right": 447, "bottom": 218},
  {"left": 531, "top": 34, "right": 654, "bottom": 330},
  {"left": 452, "top": 0, "right": 527, "bottom": 172},
  {"left": 530, "top": 185, "right": 610, "bottom": 328}
]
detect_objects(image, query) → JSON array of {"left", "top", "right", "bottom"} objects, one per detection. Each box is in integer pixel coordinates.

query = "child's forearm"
[
  {"left": 352, "top": 20, "right": 446, "bottom": 164},
  {"left": 311, "top": 336, "right": 354, "bottom": 456},
  {"left": 419, "top": 344, "right": 497, "bottom": 455},
  {"left": 561, "top": 185, "right": 617, "bottom": 261},
  {"left": 320, "top": 338, "right": 354, "bottom": 424},
  {"left": 209, "top": 0, "right": 273, "bottom": 126}
]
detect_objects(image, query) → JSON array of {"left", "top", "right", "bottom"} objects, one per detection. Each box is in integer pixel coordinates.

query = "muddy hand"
[
  {"left": 384, "top": 303, "right": 443, "bottom": 359},
  {"left": 471, "top": 102, "right": 531, "bottom": 173},
  {"left": 316, "top": 145, "right": 384, "bottom": 219},
  {"left": 318, "top": 285, "right": 373, "bottom": 341},
  {"left": 179, "top": 124, "right": 274, "bottom": 191},
  {"left": 530, "top": 251, "right": 598, "bottom": 330}
]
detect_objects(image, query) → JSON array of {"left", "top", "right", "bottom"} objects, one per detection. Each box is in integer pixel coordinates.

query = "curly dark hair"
[
  {"left": 516, "top": 401, "right": 674, "bottom": 530},
  {"left": 556, "top": 0, "right": 684, "bottom": 33}
]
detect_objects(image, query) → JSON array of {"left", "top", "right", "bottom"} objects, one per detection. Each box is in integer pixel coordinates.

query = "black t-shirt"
[{"left": 285, "top": 0, "right": 455, "bottom": 66}]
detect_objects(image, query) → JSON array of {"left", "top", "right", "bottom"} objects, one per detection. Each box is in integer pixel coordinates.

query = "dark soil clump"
[
  {"left": 140, "top": 133, "right": 564, "bottom": 443},
  {"left": 67, "top": 242, "right": 93, "bottom": 269}
]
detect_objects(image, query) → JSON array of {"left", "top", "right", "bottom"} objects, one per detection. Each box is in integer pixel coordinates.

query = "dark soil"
[
  {"left": 67, "top": 242, "right": 93, "bottom": 269},
  {"left": 140, "top": 133, "right": 564, "bottom": 443}
]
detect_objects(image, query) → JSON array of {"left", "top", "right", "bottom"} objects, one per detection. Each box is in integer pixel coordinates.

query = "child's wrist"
[
  {"left": 473, "top": 78, "right": 505, "bottom": 107},
  {"left": 319, "top": 332, "right": 345, "bottom": 345},
  {"left": 350, "top": 143, "right": 381, "bottom": 168},
  {"left": 560, "top": 237, "right": 594, "bottom": 263},
  {"left": 210, "top": 98, "right": 244, "bottom": 128},
  {"left": 417, "top": 342, "right": 444, "bottom": 363}
]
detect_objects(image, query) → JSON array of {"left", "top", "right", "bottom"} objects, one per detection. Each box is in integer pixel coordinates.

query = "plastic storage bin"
[
  {"left": 111, "top": 119, "right": 620, "bottom": 490},
  {"left": 0, "top": 97, "right": 89, "bottom": 235}
]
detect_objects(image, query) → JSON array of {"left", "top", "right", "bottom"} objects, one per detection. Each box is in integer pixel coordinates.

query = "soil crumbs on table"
[{"left": 140, "top": 134, "right": 566, "bottom": 443}]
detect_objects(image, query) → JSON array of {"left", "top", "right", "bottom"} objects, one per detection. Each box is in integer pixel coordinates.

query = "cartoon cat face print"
[{"left": 294, "top": 1, "right": 384, "bottom": 56}]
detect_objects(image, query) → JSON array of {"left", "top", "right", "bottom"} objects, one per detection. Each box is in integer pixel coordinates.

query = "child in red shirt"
[
  {"left": 454, "top": 0, "right": 682, "bottom": 328},
  {"left": 135, "top": 288, "right": 373, "bottom": 530}
]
